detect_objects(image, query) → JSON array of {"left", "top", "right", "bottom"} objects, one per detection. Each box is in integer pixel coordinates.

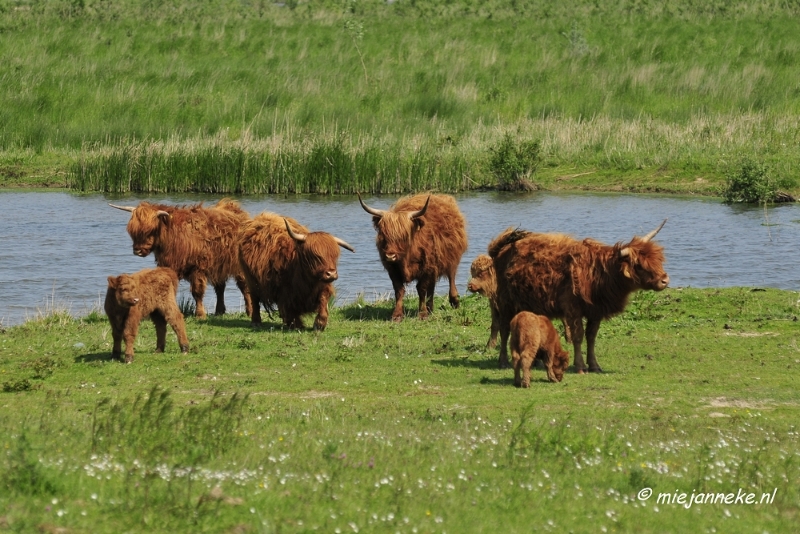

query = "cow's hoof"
[
  {"left": 155, "top": 348, "right": 164, "bottom": 354},
  {"left": 589, "top": 367, "right": 604, "bottom": 373},
  {"left": 391, "top": 315, "right": 404, "bottom": 323},
  {"left": 449, "top": 297, "right": 460, "bottom": 309},
  {"left": 124, "top": 355, "right": 134, "bottom": 364},
  {"left": 576, "top": 368, "right": 587, "bottom": 375},
  {"left": 180, "top": 345, "right": 189, "bottom": 354},
  {"left": 521, "top": 382, "right": 530, "bottom": 389}
]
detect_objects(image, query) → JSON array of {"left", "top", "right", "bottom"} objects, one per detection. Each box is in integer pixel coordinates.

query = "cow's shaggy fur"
[
  {"left": 510, "top": 311, "right": 570, "bottom": 387},
  {"left": 359, "top": 193, "right": 468, "bottom": 321},
  {"left": 238, "top": 213, "right": 354, "bottom": 331},
  {"left": 467, "top": 254, "right": 500, "bottom": 349},
  {"left": 113, "top": 198, "right": 252, "bottom": 319},
  {"left": 104, "top": 267, "right": 189, "bottom": 363},
  {"left": 489, "top": 224, "right": 668, "bottom": 373}
]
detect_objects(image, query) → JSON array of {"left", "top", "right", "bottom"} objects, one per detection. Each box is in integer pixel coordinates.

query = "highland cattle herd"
[{"left": 107, "top": 193, "right": 669, "bottom": 386}]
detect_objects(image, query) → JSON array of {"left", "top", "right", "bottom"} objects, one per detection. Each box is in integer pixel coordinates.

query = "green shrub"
[
  {"left": 723, "top": 158, "right": 796, "bottom": 203},
  {"left": 488, "top": 133, "right": 541, "bottom": 191}
]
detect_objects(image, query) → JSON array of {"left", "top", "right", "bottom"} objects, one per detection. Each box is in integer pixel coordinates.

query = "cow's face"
[
  {"left": 298, "top": 234, "right": 343, "bottom": 283},
  {"left": 126, "top": 204, "right": 170, "bottom": 257},
  {"left": 108, "top": 274, "right": 140, "bottom": 308},
  {"left": 467, "top": 255, "right": 494, "bottom": 295},
  {"left": 620, "top": 240, "right": 669, "bottom": 291},
  {"left": 373, "top": 213, "right": 420, "bottom": 264},
  {"left": 548, "top": 349, "right": 570, "bottom": 383}
]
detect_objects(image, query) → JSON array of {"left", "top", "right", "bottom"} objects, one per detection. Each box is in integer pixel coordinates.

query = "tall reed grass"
[{"left": 69, "top": 112, "right": 800, "bottom": 193}]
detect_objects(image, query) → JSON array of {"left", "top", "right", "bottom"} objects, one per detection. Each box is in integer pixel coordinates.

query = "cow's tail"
[{"left": 488, "top": 227, "right": 530, "bottom": 258}]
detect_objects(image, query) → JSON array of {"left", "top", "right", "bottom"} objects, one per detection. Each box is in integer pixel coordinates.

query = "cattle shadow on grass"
[
  {"left": 340, "top": 304, "right": 396, "bottom": 322},
  {"left": 478, "top": 376, "right": 516, "bottom": 387},
  {"left": 430, "top": 357, "right": 500, "bottom": 370},
  {"left": 75, "top": 352, "right": 118, "bottom": 364}
]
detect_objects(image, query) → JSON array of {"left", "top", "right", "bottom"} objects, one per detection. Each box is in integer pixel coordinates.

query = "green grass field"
[
  {"left": 1, "top": 288, "right": 799, "bottom": 532},
  {"left": 2, "top": 0, "right": 800, "bottom": 195}
]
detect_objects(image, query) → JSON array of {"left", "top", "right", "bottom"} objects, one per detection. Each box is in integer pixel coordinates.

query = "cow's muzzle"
[
  {"left": 323, "top": 270, "right": 338, "bottom": 282},
  {"left": 384, "top": 253, "right": 398, "bottom": 262},
  {"left": 656, "top": 274, "right": 670, "bottom": 290},
  {"left": 133, "top": 248, "right": 151, "bottom": 257}
]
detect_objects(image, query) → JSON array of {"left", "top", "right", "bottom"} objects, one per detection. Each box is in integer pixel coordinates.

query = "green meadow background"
[{"left": 1, "top": 0, "right": 800, "bottom": 193}]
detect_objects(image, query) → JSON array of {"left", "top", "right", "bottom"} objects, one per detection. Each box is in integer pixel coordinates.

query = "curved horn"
[
  {"left": 284, "top": 219, "right": 307, "bottom": 243},
  {"left": 108, "top": 203, "right": 136, "bottom": 213},
  {"left": 641, "top": 218, "right": 667, "bottom": 243},
  {"left": 156, "top": 210, "right": 170, "bottom": 219},
  {"left": 620, "top": 219, "right": 668, "bottom": 257},
  {"left": 357, "top": 192, "right": 385, "bottom": 217},
  {"left": 407, "top": 194, "right": 431, "bottom": 220},
  {"left": 333, "top": 237, "right": 355, "bottom": 253}
]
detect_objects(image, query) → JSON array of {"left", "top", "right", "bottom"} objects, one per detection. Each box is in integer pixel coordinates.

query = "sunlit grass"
[{"left": 1, "top": 288, "right": 798, "bottom": 531}]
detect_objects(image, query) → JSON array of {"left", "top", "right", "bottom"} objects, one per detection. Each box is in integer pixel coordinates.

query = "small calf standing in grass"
[
  {"left": 467, "top": 254, "right": 500, "bottom": 349},
  {"left": 510, "top": 311, "right": 569, "bottom": 387},
  {"left": 104, "top": 267, "right": 189, "bottom": 363}
]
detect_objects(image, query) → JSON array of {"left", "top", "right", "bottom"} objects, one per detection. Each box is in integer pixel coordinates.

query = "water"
[{"left": 1, "top": 191, "right": 798, "bottom": 326}]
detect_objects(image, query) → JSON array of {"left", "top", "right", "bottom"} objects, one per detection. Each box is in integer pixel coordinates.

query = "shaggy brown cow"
[
  {"left": 490, "top": 221, "right": 668, "bottom": 373},
  {"left": 238, "top": 213, "right": 354, "bottom": 331},
  {"left": 104, "top": 267, "right": 189, "bottom": 363},
  {"left": 109, "top": 199, "right": 253, "bottom": 319},
  {"left": 510, "top": 311, "right": 570, "bottom": 387},
  {"left": 358, "top": 193, "right": 468, "bottom": 321},
  {"left": 467, "top": 254, "right": 500, "bottom": 348}
]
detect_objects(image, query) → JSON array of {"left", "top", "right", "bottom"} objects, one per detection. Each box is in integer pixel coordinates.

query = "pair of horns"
[
  {"left": 108, "top": 203, "right": 169, "bottom": 219},
  {"left": 284, "top": 219, "right": 355, "bottom": 252},
  {"left": 357, "top": 192, "right": 430, "bottom": 220},
  {"left": 620, "top": 219, "right": 667, "bottom": 258}
]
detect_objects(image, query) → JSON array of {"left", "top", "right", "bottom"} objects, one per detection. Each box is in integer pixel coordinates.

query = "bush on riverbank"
[{"left": 722, "top": 158, "right": 796, "bottom": 204}]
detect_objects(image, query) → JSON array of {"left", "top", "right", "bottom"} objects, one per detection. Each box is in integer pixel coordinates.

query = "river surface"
[{"left": 1, "top": 191, "right": 798, "bottom": 326}]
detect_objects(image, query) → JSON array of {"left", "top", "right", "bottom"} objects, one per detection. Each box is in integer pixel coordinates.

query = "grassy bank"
[
  {"left": 2, "top": 1, "right": 800, "bottom": 195},
  {"left": 1, "top": 288, "right": 799, "bottom": 532}
]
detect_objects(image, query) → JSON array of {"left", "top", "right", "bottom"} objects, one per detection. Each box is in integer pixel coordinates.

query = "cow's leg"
[
  {"left": 110, "top": 317, "right": 123, "bottom": 360},
  {"left": 235, "top": 275, "right": 254, "bottom": 319},
  {"left": 416, "top": 276, "right": 435, "bottom": 319},
  {"left": 213, "top": 282, "right": 227, "bottom": 315},
  {"left": 151, "top": 312, "right": 167, "bottom": 353},
  {"left": 446, "top": 268, "right": 460, "bottom": 309},
  {"left": 487, "top": 305, "right": 499, "bottom": 349},
  {"left": 122, "top": 312, "right": 142, "bottom": 364},
  {"left": 313, "top": 292, "right": 330, "bottom": 332},
  {"left": 389, "top": 271, "right": 406, "bottom": 322},
  {"left": 188, "top": 274, "right": 208, "bottom": 319},
  {"left": 585, "top": 318, "right": 603, "bottom": 373},
  {"left": 566, "top": 315, "right": 586, "bottom": 373},
  {"left": 162, "top": 301, "right": 190, "bottom": 353},
  {"left": 497, "top": 313, "right": 512, "bottom": 369}
]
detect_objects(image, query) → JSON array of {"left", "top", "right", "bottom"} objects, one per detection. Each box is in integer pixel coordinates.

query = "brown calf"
[
  {"left": 104, "top": 267, "right": 189, "bottom": 363},
  {"left": 510, "top": 311, "right": 570, "bottom": 387}
]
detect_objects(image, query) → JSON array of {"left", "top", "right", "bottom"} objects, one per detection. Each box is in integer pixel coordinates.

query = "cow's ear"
[
  {"left": 157, "top": 210, "right": 171, "bottom": 224},
  {"left": 622, "top": 264, "right": 633, "bottom": 279},
  {"left": 413, "top": 218, "right": 426, "bottom": 230},
  {"left": 107, "top": 276, "right": 118, "bottom": 288},
  {"left": 372, "top": 216, "right": 381, "bottom": 229}
]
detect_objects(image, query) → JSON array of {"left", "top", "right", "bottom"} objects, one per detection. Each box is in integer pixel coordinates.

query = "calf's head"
[
  {"left": 358, "top": 193, "right": 429, "bottom": 263},
  {"left": 547, "top": 348, "right": 570, "bottom": 383},
  {"left": 618, "top": 219, "right": 670, "bottom": 291},
  {"left": 467, "top": 254, "right": 495, "bottom": 295},
  {"left": 285, "top": 220, "right": 354, "bottom": 282},
  {"left": 107, "top": 274, "right": 140, "bottom": 308},
  {"left": 109, "top": 203, "right": 170, "bottom": 257}
]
